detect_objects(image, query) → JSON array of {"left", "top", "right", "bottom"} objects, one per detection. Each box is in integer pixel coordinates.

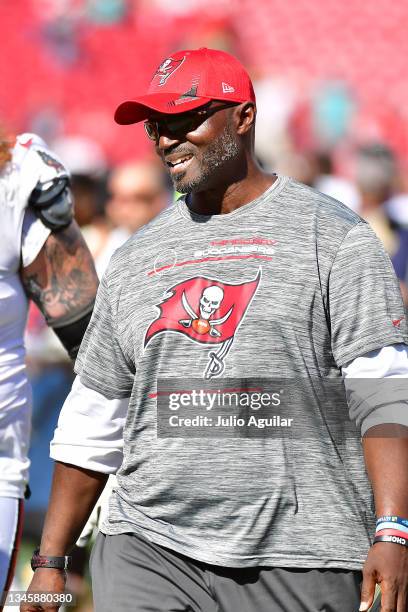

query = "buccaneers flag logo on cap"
[
  {"left": 144, "top": 270, "right": 261, "bottom": 378},
  {"left": 153, "top": 57, "right": 186, "bottom": 86}
]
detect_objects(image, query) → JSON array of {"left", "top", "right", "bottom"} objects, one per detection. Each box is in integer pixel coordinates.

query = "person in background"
[
  {"left": 355, "top": 143, "right": 408, "bottom": 304},
  {"left": 107, "top": 160, "right": 169, "bottom": 233},
  {"left": 313, "top": 150, "right": 360, "bottom": 211},
  {"left": 275, "top": 149, "right": 359, "bottom": 211},
  {"left": 85, "top": 159, "right": 169, "bottom": 276},
  {"left": 0, "top": 131, "right": 98, "bottom": 608}
]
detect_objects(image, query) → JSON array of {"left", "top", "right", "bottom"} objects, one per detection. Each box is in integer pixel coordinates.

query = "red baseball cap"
[{"left": 114, "top": 47, "right": 256, "bottom": 125}]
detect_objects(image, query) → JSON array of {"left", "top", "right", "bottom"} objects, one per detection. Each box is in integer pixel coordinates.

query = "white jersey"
[{"left": 0, "top": 133, "right": 68, "bottom": 497}]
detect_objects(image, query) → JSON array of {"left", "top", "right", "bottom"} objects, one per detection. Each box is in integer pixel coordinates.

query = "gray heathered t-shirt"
[{"left": 75, "top": 176, "right": 408, "bottom": 570}]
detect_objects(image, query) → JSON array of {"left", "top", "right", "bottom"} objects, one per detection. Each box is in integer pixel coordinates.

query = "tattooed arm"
[{"left": 21, "top": 221, "right": 99, "bottom": 359}]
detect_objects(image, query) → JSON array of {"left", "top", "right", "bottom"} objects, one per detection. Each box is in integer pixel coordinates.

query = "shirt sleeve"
[
  {"left": 342, "top": 343, "right": 408, "bottom": 435},
  {"left": 329, "top": 221, "right": 408, "bottom": 366},
  {"left": 9, "top": 134, "right": 68, "bottom": 266},
  {"left": 21, "top": 207, "right": 51, "bottom": 267},
  {"left": 21, "top": 133, "right": 70, "bottom": 187},
  {"left": 75, "top": 269, "right": 135, "bottom": 399},
  {"left": 50, "top": 377, "right": 128, "bottom": 473}
]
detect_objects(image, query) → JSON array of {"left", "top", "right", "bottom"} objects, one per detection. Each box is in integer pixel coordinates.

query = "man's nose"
[{"left": 157, "top": 132, "right": 182, "bottom": 151}]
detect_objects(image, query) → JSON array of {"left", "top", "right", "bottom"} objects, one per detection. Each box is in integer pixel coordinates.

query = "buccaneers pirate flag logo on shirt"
[{"left": 144, "top": 270, "right": 261, "bottom": 378}]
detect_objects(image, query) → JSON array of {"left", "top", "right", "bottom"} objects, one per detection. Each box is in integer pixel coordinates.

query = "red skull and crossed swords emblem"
[
  {"left": 144, "top": 271, "right": 261, "bottom": 378},
  {"left": 179, "top": 286, "right": 233, "bottom": 337}
]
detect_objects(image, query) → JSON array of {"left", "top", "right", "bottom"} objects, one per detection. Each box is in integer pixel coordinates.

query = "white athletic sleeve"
[
  {"left": 17, "top": 132, "right": 71, "bottom": 267},
  {"left": 21, "top": 208, "right": 51, "bottom": 268},
  {"left": 50, "top": 376, "right": 128, "bottom": 473},
  {"left": 342, "top": 343, "right": 408, "bottom": 435}
]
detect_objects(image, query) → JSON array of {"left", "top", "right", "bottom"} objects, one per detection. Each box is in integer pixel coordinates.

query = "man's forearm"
[
  {"left": 360, "top": 426, "right": 408, "bottom": 612},
  {"left": 21, "top": 220, "right": 99, "bottom": 359},
  {"left": 39, "top": 461, "right": 108, "bottom": 556},
  {"left": 21, "top": 221, "right": 98, "bottom": 322},
  {"left": 362, "top": 425, "right": 408, "bottom": 516}
]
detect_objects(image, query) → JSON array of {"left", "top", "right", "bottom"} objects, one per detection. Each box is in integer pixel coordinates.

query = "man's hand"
[
  {"left": 361, "top": 429, "right": 408, "bottom": 611},
  {"left": 18, "top": 463, "right": 107, "bottom": 611},
  {"left": 360, "top": 543, "right": 408, "bottom": 611},
  {"left": 20, "top": 569, "right": 66, "bottom": 612}
]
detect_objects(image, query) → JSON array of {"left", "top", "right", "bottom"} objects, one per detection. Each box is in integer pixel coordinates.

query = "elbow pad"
[
  {"left": 29, "top": 176, "right": 74, "bottom": 231},
  {"left": 48, "top": 301, "right": 94, "bottom": 360}
]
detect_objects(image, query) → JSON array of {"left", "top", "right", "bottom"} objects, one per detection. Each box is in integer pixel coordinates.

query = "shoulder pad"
[
  {"left": 29, "top": 177, "right": 74, "bottom": 231},
  {"left": 30, "top": 175, "right": 69, "bottom": 206}
]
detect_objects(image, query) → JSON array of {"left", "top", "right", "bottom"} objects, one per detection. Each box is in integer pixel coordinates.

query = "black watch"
[{"left": 30, "top": 548, "right": 71, "bottom": 571}]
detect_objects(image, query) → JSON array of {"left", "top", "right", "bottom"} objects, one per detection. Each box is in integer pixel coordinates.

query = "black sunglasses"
[{"left": 144, "top": 102, "right": 238, "bottom": 142}]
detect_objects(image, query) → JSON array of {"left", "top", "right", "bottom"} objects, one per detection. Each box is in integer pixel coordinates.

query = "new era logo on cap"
[{"left": 222, "top": 82, "right": 235, "bottom": 94}]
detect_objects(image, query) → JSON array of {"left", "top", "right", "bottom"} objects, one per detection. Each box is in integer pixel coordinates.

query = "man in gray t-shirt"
[{"left": 23, "top": 49, "right": 408, "bottom": 612}]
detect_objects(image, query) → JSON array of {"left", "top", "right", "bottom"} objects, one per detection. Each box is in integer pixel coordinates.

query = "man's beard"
[{"left": 170, "top": 124, "right": 239, "bottom": 193}]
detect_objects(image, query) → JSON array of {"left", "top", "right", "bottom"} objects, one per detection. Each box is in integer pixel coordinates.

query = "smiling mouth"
[{"left": 166, "top": 155, "right": 193, "bottom": 172}]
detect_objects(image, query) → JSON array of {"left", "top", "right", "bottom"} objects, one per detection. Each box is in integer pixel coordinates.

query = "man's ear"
[{"left": 234, "top": 103, "right": 256, "bottom": 136}]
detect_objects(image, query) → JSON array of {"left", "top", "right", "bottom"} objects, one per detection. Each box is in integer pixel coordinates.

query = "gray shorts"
[{"left": 90, "top": 531, "right": 362, "bottom": 612}]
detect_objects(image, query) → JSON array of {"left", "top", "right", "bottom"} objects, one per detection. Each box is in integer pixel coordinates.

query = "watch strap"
[{"left": 31, "top": 548, "right": 71, "bottom": 571}]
